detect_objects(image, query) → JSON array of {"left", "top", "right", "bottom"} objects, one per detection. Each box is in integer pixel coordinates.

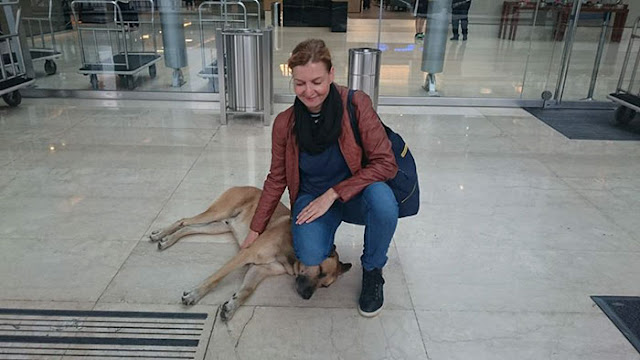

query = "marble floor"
[
  {"left": 1, "top": 97, "right": 640, "bottom": 359},
  {"left": 25, "top": 11, "right": 638, "bottom": 101}
]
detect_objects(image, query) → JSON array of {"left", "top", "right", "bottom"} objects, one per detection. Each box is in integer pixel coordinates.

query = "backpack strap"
[
  {"left": 347, "top": 89, "right": 368, "bottom": 166},
  {"left": 347, "top": 89, "right": 362, "bottom": 147}
]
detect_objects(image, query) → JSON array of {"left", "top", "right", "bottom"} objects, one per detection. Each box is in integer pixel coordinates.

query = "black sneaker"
[
  {"left": 358, "top": 268, "right": 385, "bottom": 317},
  {"left": 462, "top": 34, "right": 468, "bottom": 41},
  {"left": 450, "top": 35, "right": 459, "bottom": 41}
]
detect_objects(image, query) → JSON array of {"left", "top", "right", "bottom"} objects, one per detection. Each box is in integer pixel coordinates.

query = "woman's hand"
[
  {"left": 240, "top": 230, "right": 260, "bottom": 249},
  {"left": 295, "top": 188, "right": 339, "bottom": 225}
]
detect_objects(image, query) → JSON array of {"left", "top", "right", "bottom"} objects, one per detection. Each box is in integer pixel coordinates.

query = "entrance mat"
[
  {"left": 0, "top": 308, "right": 212, "bottom": 359},
  {"left": 591, "top": 296, "right": 640, "bottom": 354},
  {"left": 523, "top": 108, "right": 640, "bottom": 141}
]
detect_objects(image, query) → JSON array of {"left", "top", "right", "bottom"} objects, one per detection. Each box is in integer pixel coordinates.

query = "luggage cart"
[
  {"left": 70, "top": 0, "right": 161, "bottom": 90},
  {"left": 608, "top": 16, "right": 640, "bottom": 126},
  {"left": 22, "top": 0, "right": 62, "bottom": 75},
  {"left": 197, "top": 0, "right": 260, "bottom": 92},
  {"left": 0, "top": 0, "right": 35, "bottom": 107},
  {"left": 197, "top": 0, "right": 251, "bottom": 92}
]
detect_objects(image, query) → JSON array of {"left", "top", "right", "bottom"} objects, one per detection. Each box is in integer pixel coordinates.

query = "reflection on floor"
[
  {"left": 28, "top": 12, "right": 632, "bottom": 100},
  {"left": 1, "top": 98, "right": 640, "bottom": 359}
]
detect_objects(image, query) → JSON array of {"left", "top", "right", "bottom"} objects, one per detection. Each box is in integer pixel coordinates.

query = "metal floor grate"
[{"left": 0, "top": 308, "right": 211, "bottom": 359}]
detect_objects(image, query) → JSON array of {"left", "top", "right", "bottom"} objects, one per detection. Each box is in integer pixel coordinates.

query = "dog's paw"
[
  {"left": 220, "top": 300, "right": 236, "bottom": 322},
  {"left": 149, "top": 230, "right": 163, "bottom": 242},
  {"left": 157, "top": 237, "right": 177, "bottom": 251},
  {"left": 157, "top": 239, "right": 170, "bottom": 251},
  {"left": 181, "top": 290, "right": 201, "bottom": 306}
]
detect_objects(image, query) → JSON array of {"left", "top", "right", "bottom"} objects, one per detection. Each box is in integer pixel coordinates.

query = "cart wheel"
[
  {"left": 611, "top": 106, "right": 636, "bottom": 126},
  {"left": 2, "top": 90, "right": 22, "bottom": 107},
  {"left": 44, "top": 60, "right": 57, "bottom": 75},
  {"left": 125, "top": 75, "right": 136, "bottom": 90},
  {"left": 149, "top": 64, "right": 157, "bottom": 79},
  {"left": 90, "top": 74, "right": 99, "bottom": 90}
]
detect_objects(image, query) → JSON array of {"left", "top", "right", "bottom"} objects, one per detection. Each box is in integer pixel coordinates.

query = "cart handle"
[{"left": 11, "top": 7, "right": 21, "bottom": 34}]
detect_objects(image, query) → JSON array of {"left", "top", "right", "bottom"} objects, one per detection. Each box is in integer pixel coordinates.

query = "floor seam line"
[{"left": 91, "top": 123, "right": 222, "bottom": 309}]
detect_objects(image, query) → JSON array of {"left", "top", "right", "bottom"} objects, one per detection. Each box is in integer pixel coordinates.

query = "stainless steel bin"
[
  {"left": 348, "top": 47, "right": 381, "bottom": 110},
  {"left": 217, "top": 27, "right": 273, "bottom": 125}
]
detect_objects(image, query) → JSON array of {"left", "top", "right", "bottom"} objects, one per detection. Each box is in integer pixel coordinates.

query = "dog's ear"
[{"left": 339, "top": 262, "right": 352, "bottom": 275}]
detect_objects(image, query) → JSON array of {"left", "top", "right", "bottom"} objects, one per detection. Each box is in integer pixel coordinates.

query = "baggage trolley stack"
[
  {"left": 22, "top": 0, "right": 62, "bottom": 75},
  {"left": 608, "top": 16, "right": 640, "bottom": 126},
  {"left": 197, "top": 0, "right": 254, "bottom": 92},
  {"left": 70, "top": 0, "right": 162, "bottom": 90},
  {"left": 0, "top": 0, "right": 35, "bottom": 107}
]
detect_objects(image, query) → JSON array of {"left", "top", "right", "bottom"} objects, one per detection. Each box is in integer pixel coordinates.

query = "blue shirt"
[{"left": 299, "top": 142, "right": 351, "bottom": 197}]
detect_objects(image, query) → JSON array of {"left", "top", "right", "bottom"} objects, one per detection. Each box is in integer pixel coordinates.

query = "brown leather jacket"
[{"left": 250, "top": 85, "right": 398, "bottom": 234}]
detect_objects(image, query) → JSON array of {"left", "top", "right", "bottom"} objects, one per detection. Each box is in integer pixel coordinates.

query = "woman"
[{"left": 241, "top": 39, "right": 398, "bottom": 317}]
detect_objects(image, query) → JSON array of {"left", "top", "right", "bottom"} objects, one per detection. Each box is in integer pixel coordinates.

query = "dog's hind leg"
[
  {"left": 150, "top": 187, "right": 258, "bottom": 242},
  {"left": 157, "top": 221, "right": 231, "bottom": 251},
  {"left": 220, "top": 262, "right": 287, "bottom": 321},
  {"left": 150, "top": 210, "right": 231, "bottom": 243}
]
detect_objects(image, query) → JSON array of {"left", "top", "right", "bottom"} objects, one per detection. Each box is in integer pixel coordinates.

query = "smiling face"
[{"left": 292, "top": 61, "right": 335, "bottom": 113}]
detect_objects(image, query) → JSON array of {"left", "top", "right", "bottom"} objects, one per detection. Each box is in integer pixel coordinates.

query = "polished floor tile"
[
  {"left": 397, "top": 244, "right": 640, "bottom": 313},
  {"left": 207, "top": 307, "right": 427, "bottom": 360},
  {"left": 0, "top": 238, "right": 137, "bottom": 302},
  {"left": 417, "top": 310, "right": 640, "bottom": 360}
]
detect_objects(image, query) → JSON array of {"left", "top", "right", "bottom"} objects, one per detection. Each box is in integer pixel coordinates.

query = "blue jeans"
[{"left": 291, "top": 182, "right": 398, "bottom": 271}]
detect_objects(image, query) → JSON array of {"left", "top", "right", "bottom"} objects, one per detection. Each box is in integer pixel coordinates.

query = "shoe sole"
[{"left": 358, "top": 304, "right": 384, "bottom": 318}]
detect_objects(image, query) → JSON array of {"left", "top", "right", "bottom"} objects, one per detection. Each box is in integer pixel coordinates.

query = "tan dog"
[{"left": 150, "top": 186, "right": 352, "bottom": 321}]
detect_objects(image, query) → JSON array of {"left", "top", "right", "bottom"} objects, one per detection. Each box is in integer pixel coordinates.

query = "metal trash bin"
[
  {"left": 217, "top": 28, "right": 273, "bottom": 125},
  {"left": 348, "top": 48, "right": 381, "bottom": 110}
]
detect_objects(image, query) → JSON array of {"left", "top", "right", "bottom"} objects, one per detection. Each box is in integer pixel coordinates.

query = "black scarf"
[{"left": 294, "top": 83, "right": 343, "bottom": 155}]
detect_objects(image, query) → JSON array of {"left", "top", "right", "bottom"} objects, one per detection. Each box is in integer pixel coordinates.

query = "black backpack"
[{"left": 347, "top": 89, "right": 420, "bottom": 218}]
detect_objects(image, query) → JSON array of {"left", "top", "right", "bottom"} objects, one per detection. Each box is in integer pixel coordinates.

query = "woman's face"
[{"left": 292, "top": 61, "right": 335, "bottom": 113}]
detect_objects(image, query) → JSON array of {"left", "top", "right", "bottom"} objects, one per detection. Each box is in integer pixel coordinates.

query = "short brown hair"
[{"left": 287, "top": 39, "right": 332, "bottom": 72}]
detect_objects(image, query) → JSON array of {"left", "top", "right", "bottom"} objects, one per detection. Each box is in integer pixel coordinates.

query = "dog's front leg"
[
  {"left": 220, "top": 262, "right": 287, "bottom": 321},
  {"left": 182, "top": 248, "right": 256, "bottom": 305}
]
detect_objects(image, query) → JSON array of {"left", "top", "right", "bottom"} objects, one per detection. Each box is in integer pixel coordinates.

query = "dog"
[{"left": 149, "top": 186, "right": 352, "bottom": 321}]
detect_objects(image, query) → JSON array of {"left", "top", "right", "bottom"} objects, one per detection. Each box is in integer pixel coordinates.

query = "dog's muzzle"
[{"left": 295, "top": 275, "right": 315, "bottom": 300}]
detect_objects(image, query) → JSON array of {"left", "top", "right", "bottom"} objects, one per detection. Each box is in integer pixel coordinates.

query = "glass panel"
[
  {"left": 378, "top": 0, "right": 540, "bottom": 98},
  {"left": 560, "top": 0, "right": 638, "bottom": 101},
  {"left": 520, "top": 0, "right": 569, "bottom": 101},
  {"left": 23, "top": 0, "right": 262, "bottom": 92},
  {"left": 272, "top": 0, "right": 382, "bottom": 96}
]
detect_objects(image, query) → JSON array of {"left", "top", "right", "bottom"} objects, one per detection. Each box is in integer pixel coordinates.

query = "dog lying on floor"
[{"left": 150, "top": 186, "right": 352, "bottom": 321}]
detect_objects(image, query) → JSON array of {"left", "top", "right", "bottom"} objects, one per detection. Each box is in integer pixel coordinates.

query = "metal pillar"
[
  {"left": 421, "top": 0, "right": 452, "bottom": 96},
  {"left": 158, "top": 0, "right": 187, "bottom": 87},
  {"left": 271, "top": 2, "right": 280, "bottom": 26}
]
